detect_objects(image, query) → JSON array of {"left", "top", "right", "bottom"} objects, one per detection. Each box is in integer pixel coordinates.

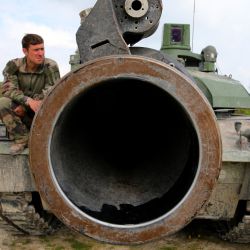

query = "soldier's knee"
[{"left": 0, "top": 97, "right": 12, "bottom": 111}]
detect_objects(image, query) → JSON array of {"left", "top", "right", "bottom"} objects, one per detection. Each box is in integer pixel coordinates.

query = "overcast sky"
[{"left": 0, "top": 0, "right": 250, "bottom": 91}]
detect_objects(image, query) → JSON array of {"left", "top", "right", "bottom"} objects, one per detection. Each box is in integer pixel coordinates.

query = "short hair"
[{"left": 22, "top": 34, "right": 44, "bottom": 49}]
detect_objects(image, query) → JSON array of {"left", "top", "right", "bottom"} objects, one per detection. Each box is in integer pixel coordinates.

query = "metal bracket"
[{"left": 76, "top": 0, "right": 162, "bottom": 64}]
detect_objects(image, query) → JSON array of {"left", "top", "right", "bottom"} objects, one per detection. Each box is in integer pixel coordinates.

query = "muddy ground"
[{"left": 0, "top": 221, "right": 250, "bottom": 250}]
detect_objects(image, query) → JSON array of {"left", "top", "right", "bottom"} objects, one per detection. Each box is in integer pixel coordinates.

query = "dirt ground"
[{"left": 0, "top": 221, "right": 250, "bottom": 250}]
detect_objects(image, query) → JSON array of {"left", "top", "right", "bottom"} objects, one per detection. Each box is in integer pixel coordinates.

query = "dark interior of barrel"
[{"left": 50, "top": 77, "right": 199, "bottom": 225}]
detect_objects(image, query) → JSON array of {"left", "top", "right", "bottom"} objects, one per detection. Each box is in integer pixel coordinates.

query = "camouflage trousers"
[{"left": 0, "top": 97, "right": 32, "bottom": 143}]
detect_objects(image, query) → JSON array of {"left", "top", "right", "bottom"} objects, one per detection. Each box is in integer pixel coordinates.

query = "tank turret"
[{"left": 161, "top": 23, "right": 250, "bottom": 111}]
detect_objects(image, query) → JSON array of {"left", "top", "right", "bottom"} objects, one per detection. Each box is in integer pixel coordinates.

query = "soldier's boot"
[
  {"left": 9, "top": 141, "right": 28, "bottom": 155},
  {"left": 0, "top": 108, "right": 29, "bottom": 155}
]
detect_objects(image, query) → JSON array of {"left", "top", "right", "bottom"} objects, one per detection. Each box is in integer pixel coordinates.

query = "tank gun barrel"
[{"left": 30, "top": 55, "right": 221, "bottom": 244}]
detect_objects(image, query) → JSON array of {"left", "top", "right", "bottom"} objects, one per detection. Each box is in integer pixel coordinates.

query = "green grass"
[
  {"left": 54, "top": 246, "right": 65, "bottom": 250},
  {"left": 41, "top": 236, "right": 50, "bottom": 243},
  {"left": 21, "top": 239, "right": 32, "bottom": 245},
  {"left": 186, "top": 242, "right": 203, "bottom": 250},
  {"left": 235, "top": 109, "right": 250, "bottom": 115},
  {"left": 65, "top": 238, "right": 92, "bottom": 250},
  {"left": 159, "top": 246, "right": 178, "bottom": 250}
]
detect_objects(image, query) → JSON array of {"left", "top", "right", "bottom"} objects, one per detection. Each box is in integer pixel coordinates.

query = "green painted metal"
[
  {"left": 161, "top": 23, "right": 191, "bottom": 50},
  {"left": 161, "top": 23, "right": 250, "bottom": 109},
  {"left": 69, "top": 50, "right": 80, "bottom": 71},
  {"left": 191, "top": 70, "right": 250, "bottom": 108}
]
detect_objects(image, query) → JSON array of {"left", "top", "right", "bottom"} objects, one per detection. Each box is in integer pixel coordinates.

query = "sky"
[{"left": 0, "top": 0, "right": 250, "bottom": 91}]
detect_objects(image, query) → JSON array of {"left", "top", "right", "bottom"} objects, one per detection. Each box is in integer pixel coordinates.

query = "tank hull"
[{"left": 0, "top": 57, "right": 249, "bottom": 243}]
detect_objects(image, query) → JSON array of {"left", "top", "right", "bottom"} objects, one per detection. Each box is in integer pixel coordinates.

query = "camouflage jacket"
[{"left": 1, "top": 57, "right": 60, "bottom": 105}]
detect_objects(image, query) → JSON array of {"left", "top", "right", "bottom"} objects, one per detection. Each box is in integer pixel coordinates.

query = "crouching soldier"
[{"left": 0, "top": 34, "right": 60, "bottom": 154}]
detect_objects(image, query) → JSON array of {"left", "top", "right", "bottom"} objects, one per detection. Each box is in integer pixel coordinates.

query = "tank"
[{"left": 1, "top": 0, "right": 250, "bottom": 244}]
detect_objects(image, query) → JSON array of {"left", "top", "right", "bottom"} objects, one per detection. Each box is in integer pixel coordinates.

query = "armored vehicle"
[{"left": 1, "top": 0, "right": 250, "bottom": 244}]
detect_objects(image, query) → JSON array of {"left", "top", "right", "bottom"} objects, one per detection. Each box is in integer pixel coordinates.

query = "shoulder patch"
[
  {"left": 43, "top": 58, "right": 60, "bottom": 82},
  {"left": 3, "top": 60, "right": 19, "bottom": 75},
  {"left": 44, "top": 58, "right": 58, "bottom": 68}
]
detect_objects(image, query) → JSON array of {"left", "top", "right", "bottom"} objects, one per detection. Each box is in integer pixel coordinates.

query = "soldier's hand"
[
  {"left": 14, "top": 105, "right": 26, "bottom": 117},
  {"left": 26, "top": 98, "right": 42, "bottom": 112}
]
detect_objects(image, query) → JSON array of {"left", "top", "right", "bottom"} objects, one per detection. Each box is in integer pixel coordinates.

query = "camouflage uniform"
[{"left": 0, "top": 57, "right": 60, "bottom": 143}]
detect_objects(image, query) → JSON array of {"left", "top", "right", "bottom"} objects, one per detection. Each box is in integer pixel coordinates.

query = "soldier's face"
[{"left": 23, "top": 43, "right": 45, "bottom": 65}]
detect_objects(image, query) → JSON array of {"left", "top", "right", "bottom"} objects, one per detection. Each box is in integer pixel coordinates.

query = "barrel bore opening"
[
  {"left": 50, "top": 77, "right": 199, "bottom": 225},
  {"left": 132, "top": 1, "right": 142, "bottom": 11}
]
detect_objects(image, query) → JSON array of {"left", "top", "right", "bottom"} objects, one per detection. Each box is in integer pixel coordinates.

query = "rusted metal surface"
[
  {"left": 76, "top": 0, "right": 162, "bottom": 63},
  {"left": 29, "top": 56, "right": 221, "bottom": 244}
]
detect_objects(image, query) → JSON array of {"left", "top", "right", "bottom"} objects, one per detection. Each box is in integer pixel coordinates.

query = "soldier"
[{"left": 0, "top": 34, "right": 60, "bottom": 154}]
